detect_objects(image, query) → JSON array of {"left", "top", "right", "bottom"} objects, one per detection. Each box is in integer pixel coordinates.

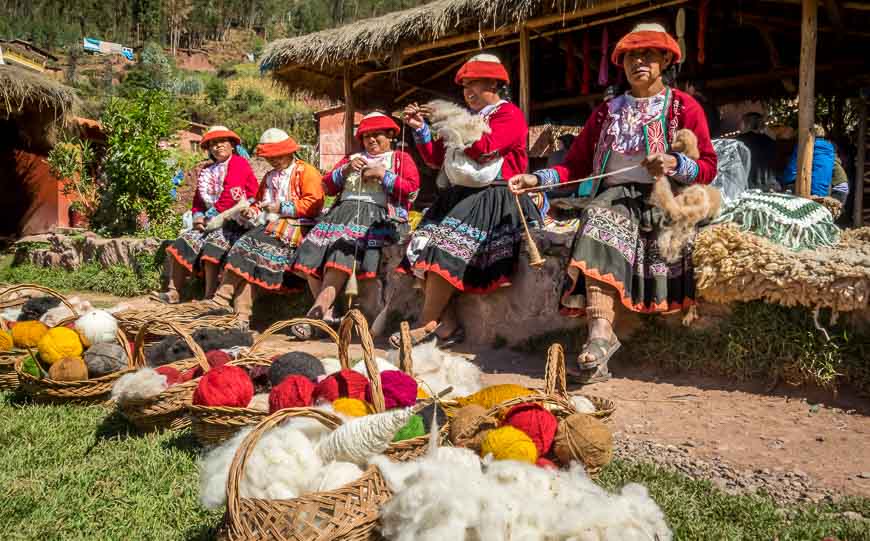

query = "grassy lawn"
[{"left": 1, "top": 392, "right": 866, "bottom": 540}]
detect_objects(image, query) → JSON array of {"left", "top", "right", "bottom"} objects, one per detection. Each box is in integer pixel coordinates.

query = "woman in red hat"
[
  {"left": 208, "top": 128, "right": 325, "bottom": 330},
  {"left": 159, "top": 125, "right": 259, "bottom": 303},
  {"left": 510, "top": 23, "right": 718, "bottom": 382},
  {"left": 395, "top": 53, "right": 539, "bottom": 348},
  {"left": 290, "top": 112, "right": 420, "bottom": 339}
]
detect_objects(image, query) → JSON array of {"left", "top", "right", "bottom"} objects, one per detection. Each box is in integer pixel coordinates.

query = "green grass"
[
  {"left": 0, "top": 262, "right": 161, "bottom": 298},
  {"left": 0, "top": 391, "right": 866, "bottom": 540}
]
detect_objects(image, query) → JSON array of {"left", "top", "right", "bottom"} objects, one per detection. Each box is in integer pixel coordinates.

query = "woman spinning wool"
[
  {"left": 209, "top": 129, "right": 325, "bottom": 330},
  {"left": 160, "top": 126, "right": 259, "bottom": 303},
  {"left": 510, "top": 24, "right": 717, "bottom": 382},
  {"left": 395, "top": 53, "right": 541, "bottom": 348},
  {"left": 291, "top": 113, "right": 420, "bottom": 339}
]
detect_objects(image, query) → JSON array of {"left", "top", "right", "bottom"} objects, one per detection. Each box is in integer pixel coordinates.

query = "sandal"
[
  {"left": 567, "top": 336, "right": 621, "bottom": 384},
  {"left": 389, "top": 324, "right": 438, "bottom": 349},
  {"left": 291, "top": 322, "right": 316, "bottom": 341}
]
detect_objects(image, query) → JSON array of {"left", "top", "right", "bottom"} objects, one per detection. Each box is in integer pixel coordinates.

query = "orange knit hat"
[
  {"left": 255, "top": 128, "right": 299, "bottom": 158},
  {"left": 611, "top": 23, "right": 682, "bottom": 66},
  {"left": 199, "top": 125, "right": 241, "bottom": 149},
  {"left": 454, "top": 53, "right": 510, "bottom": 85}
]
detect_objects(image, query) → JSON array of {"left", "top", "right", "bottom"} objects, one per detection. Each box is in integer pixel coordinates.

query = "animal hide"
[{"left": 650, "top": 129, "right": 723, "bottom": 262}]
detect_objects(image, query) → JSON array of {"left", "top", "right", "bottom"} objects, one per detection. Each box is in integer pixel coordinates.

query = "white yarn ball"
[{"left": 75, "top": 309, "right": 119, "bottom": 346}]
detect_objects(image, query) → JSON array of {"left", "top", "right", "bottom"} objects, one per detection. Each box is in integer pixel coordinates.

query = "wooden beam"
[
  {"left": 855, "top": 97, "right": 867, "bottom": 226},
  {"left": 343, "top": 65, "right": 355, "bottom": 155},
  {"left": 761, "top": 0, "right": 870, "bottom": 10},
  {"left": 519, "top": 25, "right": 531, "bottom": 122},
  {"left": 533, "top": 93, "right": 604, "bottom": 111},
  {"left": 796, "top": 0, "right": 818, "bottom": 197},
  {"left": 393, "top": 56, "right": 468, "bottom": 103}
]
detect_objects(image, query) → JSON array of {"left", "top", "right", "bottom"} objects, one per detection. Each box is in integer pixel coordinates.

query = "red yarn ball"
[
  {"left": 193, "top": 364, "right": 253, "bottom": 407},
  {"left": 314, "top": 369, "right": 369, "bottom": 402},
  {"left": 504, "top": 403, "right": 558, "bottom": 456},
  {"left": 177, "top": 368, "right": 197, "bottom": 384},
  {"left": 367, "top": 370, "right": 417, "bottom": 409},
  {"left": 268, "top": 375, "right": 315, "bottom": 413},
  {"left": 192, "top": 349, "right": 233, "bottom": 378},
  {"left": 154, "top": 366, "right": 181, "bottom": 386},
  {"left": 536, "top": 457, "right": 558, "bottom": 470}
]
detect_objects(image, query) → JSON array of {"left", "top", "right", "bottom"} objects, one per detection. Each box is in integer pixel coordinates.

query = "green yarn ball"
[
  {"left": 22, "top": 355, "right": 43, "bottom": 379},
  {"left": 392, "top": 414, "right": 426, "bottom": 442}
]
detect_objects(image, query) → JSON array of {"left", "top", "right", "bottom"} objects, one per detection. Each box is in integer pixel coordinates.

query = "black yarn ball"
[
  {"left": 269, "top": 352, "right": 325, "bottom": 387},
  {"left": 417, "top": 401, "right": 446, "bottom": 433},
  {"left": 84, "top": 342, "right": 128, "bottom": 377},
  {"left": 19, "top": 296, "right": 61, "bottom": 321}
]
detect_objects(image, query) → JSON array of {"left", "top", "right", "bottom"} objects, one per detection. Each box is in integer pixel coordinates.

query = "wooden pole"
[
  {"left": 519, "top": 25, "right": 531, "bottom": 123},
  {"left": 796, "top": 0, "right": 818, "bottom": 197},
  {"left": 855, "top": 97, "right": 867, "bottom": 227},
  {"left": 343, "top": 65, "right": 355, "bottom": 155}
]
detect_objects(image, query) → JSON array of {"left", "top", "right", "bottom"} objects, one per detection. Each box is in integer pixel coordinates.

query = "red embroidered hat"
[
  {"left": 611, "top": 23, "right": 682, "bottom": 66},
  {"left": 454, "top": 53, "right": 510, "bottom": 85},
  {"left": 200, "top": 125, "right": 241, "bottom": 149},
  {"left": 356, "top": 112, "right": 400, "bottom": 140},
  {"left": 255, "top": 128, "right": 299, "bottom": 158}
]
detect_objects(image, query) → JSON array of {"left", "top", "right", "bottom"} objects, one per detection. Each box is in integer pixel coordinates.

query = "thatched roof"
[{"left": 0, "top": 65, "right": 77, "bottom": 122}]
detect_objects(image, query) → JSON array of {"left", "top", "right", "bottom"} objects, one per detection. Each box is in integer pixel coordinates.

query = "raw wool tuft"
[
  {"left": 40, "top": 296, "right": 94, "bottom": 327},
  {"left": 74, "top": 309, "right": 119, "bottom": 347},
  {"left": 317, "top": 408, "right": 413, "bottom": 465},
  {"left": 199, "top": 428, "right": 252, "bottom": 509},
  {"left": 309, "top": 461, "right": 364, "bottom": 493},
  {"left": 19, "top": 296, "right": 61, "bottom": 322},
  {"left": 424, "top": 99, "right": 491, "bottom": 148},
  {"left": 285, "top": 404, "right": 342, "bottom": 443},
  {"left": 351, "top": 356, "right": 396, "bottom": 376},
  {"left": 247, "top": 393, "right": 270, "bottom": 412},
  {"left": 320, "top": 357, "right": 342, "bottom": 375},
  {"left": 388, "top": 340, "right": 482, "bottom": 398},
  {"left": 571, "top": 394, "right": 597, "bottom": 414},
  {"left": 112, "top": 368, "right": 169, "bottom": 403}
]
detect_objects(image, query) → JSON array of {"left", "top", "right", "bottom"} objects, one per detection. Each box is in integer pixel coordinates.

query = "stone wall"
[{"left": 14, "top": 232, "right": 168, "bottom": 275}]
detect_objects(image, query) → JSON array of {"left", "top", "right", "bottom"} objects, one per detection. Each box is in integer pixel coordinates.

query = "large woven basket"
[
  {"left": 114, "top": 300, "right": 239, "bottom": 345},
  {"left": 14, "top": 327, "right": 134, "bottom": 404},
  {"left": 0, "top": 284, "right": 82, "bottom": 392},
  {"left": 117, "top": 320, "right": 211, "bottom": 432},
  {"left": 188, "top": 317, "right": 340, "bottom": 447},
  {"left": 222, "top": 408, "right": 391, "bottom": 541}
]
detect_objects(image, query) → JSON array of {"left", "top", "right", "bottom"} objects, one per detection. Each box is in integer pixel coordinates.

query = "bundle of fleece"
[
  {"left": 112, "top": 368, "right": 169, "bottom": 403},
  {"left": 387, "top": 341, "right": 482, "bottom": 398},
  {"left": 18, "top": 296, "right": 61, "bottom": 322},
  {"left": 693, "top": 223, "right": 870, "bottom": 313},
  {"left": 146, "top": 328, "right": 253, "bottom": 366},
  {"left": 40, "top": 296, "right": 94, "bottom": 327}
]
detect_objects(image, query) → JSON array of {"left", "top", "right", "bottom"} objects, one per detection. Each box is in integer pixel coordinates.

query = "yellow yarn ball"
[
  {"left": 36, "top": 327, "right": 84, "bottom": 365},
  {"left": 333, "top": 397, "right": 372, "bottom": 417},
  {"left": 480, "top": 426, "right": 538, "bottom": 463},
  {"left": 0, "top": 329, "right": 14, "bottom": 351},
  {"left": 416, "top": 387, "right": 430, "bottom": 399},
  {"left": 11, "top": 321, "right": 49, "bottom": 348},
  {"left": 455, "top": 384, "right": 534, "bottom": 410}
]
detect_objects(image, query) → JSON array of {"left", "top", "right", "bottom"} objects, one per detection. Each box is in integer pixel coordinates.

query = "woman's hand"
[
  {"left": 642, "top": 153, "right": 678, "bottom": 178},
  {"left": 193, "top": 218, "right": 205, "bottom": 231},
  {"left": 264, "top": 202, "right": 281, "bottom": 214},
  {"left": 403, "top": 103, "right": 426, "bottom": 130},
  {"left": 241, "top": 207, "right": 257, "bottom": 220},
  {"left": 342, "top": 156, "right": 368, "bottom": 177},
  {"left": 509, "top": 174, "right": 539, "bottom": 194},
  {"left": 362, "top": 163, "right": 386, "bottom": 183}
]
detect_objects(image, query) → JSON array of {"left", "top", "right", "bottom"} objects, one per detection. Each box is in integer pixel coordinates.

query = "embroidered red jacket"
[
  {"left": 323, "top": 150, "right": 420, "bottom": 211},
  {"left": 191, "top": 154, "right": 259, "bottom": 216}
]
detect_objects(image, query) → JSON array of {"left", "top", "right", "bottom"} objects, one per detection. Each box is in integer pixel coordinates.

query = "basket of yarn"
[
  {"left": 114, "top": 319, "right": 220, "bottom": 432},
  {"left": 114, "top": 298, "right": 240, "bottom": 347},
  {"left": 449, "top": 344, "right": 616, "bottom": 475},
  {"left": 187, "top": 317, "right": 340, "bottom": 446},
  {"left": 221, "top": 407, "right": 392, "bottom": 541},
  {"left": 0, "top": 284, "right": 81, "bottom": 391}
]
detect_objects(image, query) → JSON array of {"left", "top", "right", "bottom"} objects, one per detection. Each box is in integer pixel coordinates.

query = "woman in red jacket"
[
  {"left": 160, "top": 126, "right": 259, "bottom": 303},
  {"left": 291, "top": 113, "right": 420, "bottom": 339},
  {"left": 510, "top": 24, "right": 718, "bottom": 382},
  {"left": 395, "top": 53, "right": 541, "bottom": 348}
]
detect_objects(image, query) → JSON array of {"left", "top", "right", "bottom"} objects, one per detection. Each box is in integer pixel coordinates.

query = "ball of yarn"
[
  {"left": 0, "top": 329, "right": 14, "bottom": 351},
  {"left": 11, "top": 320, "right": 48, "bottom": 348},
  {"left": 417, "top": 401, "right": 446, "bottom": 432},
  {"left": 314, "top": 369, "right": 369, "bottom": 402},
  {"left": 269, "top": 351, "right": 325, "bottom": 386},
  {"left": 154, "top": 365, "right": 182, "bottom": 386},
  {"left": 455, "top": 384, "right": 534, "bottom": 410},
  {"left": 190, "top": 349, "right": 233, "bottom": 379},
  {"left": 193, "top": 365, "right": 254, "bottom": 407},
  {"left": 84, "top": 342, "right": 128, "bottom": 378},
  {"left": 269, "top": 375, "right": 315, "bottom": 413},
  {"left": 449, "top": 404, "right": 490, "bottom": 445},
  {"left": 21, "top": 354, "right": 42, "bottom": 378},
  {"left": 553, "top": 413, "right": 613, "bottom": 472},
  {"left": 367, "top": 370, "right": 417, "bottom": 409},
  {"left": 37, "top": 327, "right": 83, "bottom": 365},
  {"left": 74, "top": 310, "right": 118, "bottom": 347},
  {"left": 480, "top": 426, "right": 538, "bottom": 463},
  {"left": 503, "top": 403, "right": 558, "bottom": 456},
  {"left": 333, "top": 397, "right": 371, "bottom": 417},
  {"left": 392, "top": 414, "right": 425, "bottom": 442},
  {"left": 48, "top": 356, "right": 89, "bottom": 382},
  {"left": 536, "top": 457, "right": 558, "bottom": 470},
  {"left": 417, "top": 387, "right": 430, "bottom": 399}
]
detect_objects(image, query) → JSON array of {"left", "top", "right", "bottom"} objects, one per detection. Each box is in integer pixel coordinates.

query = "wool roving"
[
  {"left": 154, "top": 365, "right": 182, "bottom": 386},
  {"left": 313, "top": 369, "right": 369, "bottom": 402},
  {"left": 553, "top": 413, "right": 613, "bottom": 471},
  {"left": 503, "top": 403, "right": 558, "bottom": 456},
  {"left": 316, "top": 408, "right": 413, "bottom": 465},
  {"left": 416, "top": 401, "right": 445, "bottom": 432},
  {"left": 48, "top": 356, "right": 89, "bottom": 381},
  {"left": 268, "top": 375, "right": 315, "bottom": 413},
  {"left": 480, "top": 426, "right": 538, "bottom": 464},
  {"left": 21, "top": 354, "right": 42, "bottom": 378},
  {"left": 269, "top": 351, "right": 325, "bottom": 386},
  {"left": 332, "top": 397, "right": 371, "bottom": 417},
  {"left": 11, "top": 320, "right": 48, "bottom": 348},
  {"left": 392, "top": 414, "right": 425, "bottom": 442},
  {"left": 247, "top": 393, "right": 270, "bottom": 412},
  {"left": 455, "top": 384, "right": 534, "bottom": 410},
  {"left": 74, "top": 310, "right": 118, "bottom": 347},
  {"left": 0, "top": 329, "right": 13, "bottom": 351},
  {"left": 84, "top": 342, "right": 128, "bottom": 378},
  {"left": 112, "top": 368, "right": 169, "bottom": 402},
  {"left": 37, "top": 326, "right": 84, "bottom": 365},
  {"left": 309, "top": 461, "right": 364, "bottom": 493},
  {"left": 193, "top": 365, "right": 254, "bottom": 408},
  {"left": 367, "top": 370, "right": 417, "bottom": 409}
]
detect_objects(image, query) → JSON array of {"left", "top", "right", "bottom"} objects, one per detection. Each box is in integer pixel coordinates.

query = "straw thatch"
[{"left": 0, "top": 65, "right": 77, "bottom": 122}]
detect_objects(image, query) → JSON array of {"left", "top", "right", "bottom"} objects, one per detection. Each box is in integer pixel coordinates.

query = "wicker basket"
[
  {"left": 0, "top": 284, "right": 83, "bottom": 392},
  {"left": 114, "top": 300, "right": 239, "bottom": 345},
  {"left": 14, "top": 327, "right": 134, "bottom": 404},
  {"left": 116, "top": 320, "right": 211, "bottom": 432},
  {"left": 222, "top": 407, "right": 391, "bottom": 541},
  {"left": 188, "top": 317, "right": 340, "bottom": 446}
]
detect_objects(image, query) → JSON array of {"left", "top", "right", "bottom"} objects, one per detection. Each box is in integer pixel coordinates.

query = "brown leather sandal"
[{"left": 567, "top": 336, "right": 621, "bottom": 384}]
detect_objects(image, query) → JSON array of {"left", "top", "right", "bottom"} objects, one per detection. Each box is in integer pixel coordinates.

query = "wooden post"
[
  {"left": 343, "top": 65, "right": 355, "bottom": 155},
  {"left": 519, "top": 24, "right": 531, "bottom": 123},
  {"left": 796, "top": 0, "right": 818, "bottom": 197},
  {"left": 855, "top": 97, "right": 867, "bottom": 227}
]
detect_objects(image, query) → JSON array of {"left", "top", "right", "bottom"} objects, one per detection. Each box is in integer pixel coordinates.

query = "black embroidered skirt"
[
  {"left": 224, "top": 219, "right": 308, "bottom": 292},
  {"left": 199, "top": 221, "right": 250, "bottom": 267}
]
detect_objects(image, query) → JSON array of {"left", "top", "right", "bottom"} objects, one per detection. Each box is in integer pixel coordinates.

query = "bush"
[{"left": 205, "top": 77, "right": 228, "bottom": 106}]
